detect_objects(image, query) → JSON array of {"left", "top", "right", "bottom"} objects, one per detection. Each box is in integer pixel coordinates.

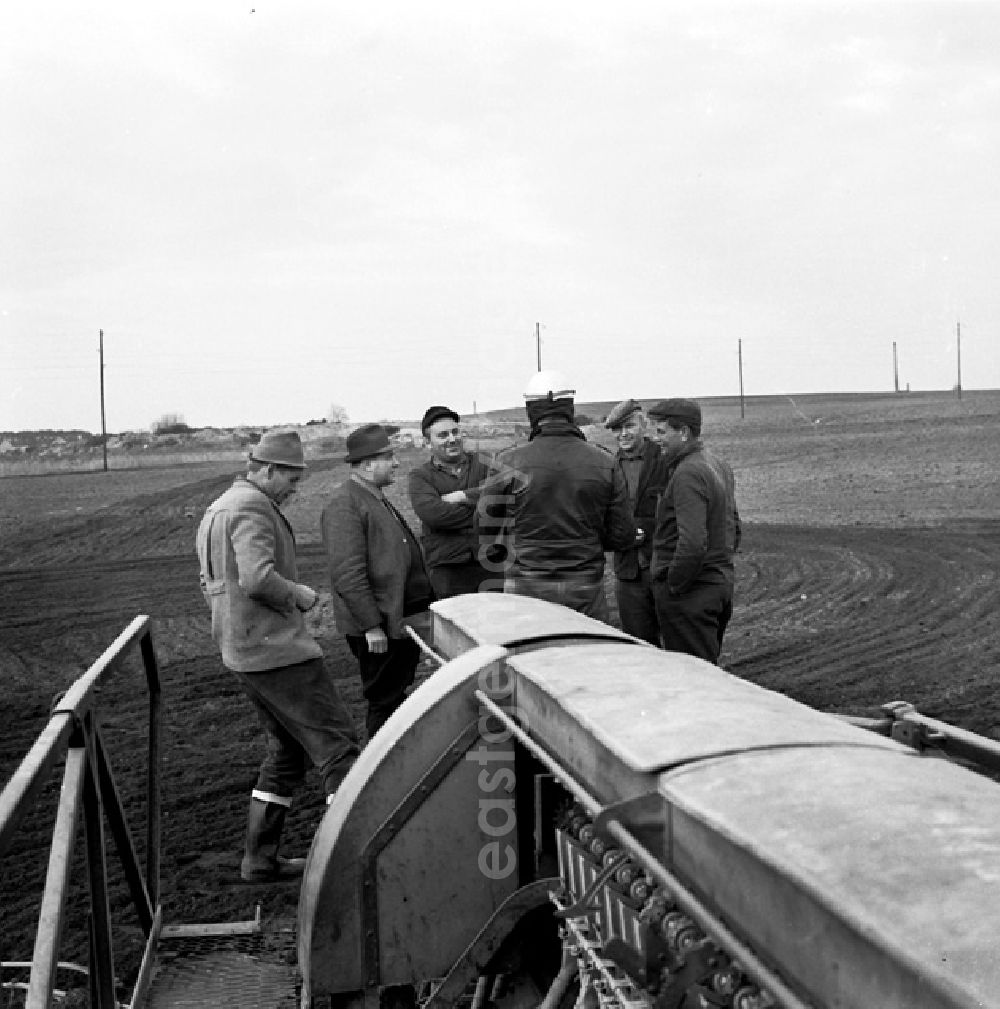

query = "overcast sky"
[{"left": 3, "top": 1, "right": 998, "bottom": 432}]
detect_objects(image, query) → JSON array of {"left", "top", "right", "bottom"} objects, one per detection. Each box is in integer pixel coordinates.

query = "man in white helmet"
[{"left": 486, "top": 371, "right": 634, "bottom": 619}]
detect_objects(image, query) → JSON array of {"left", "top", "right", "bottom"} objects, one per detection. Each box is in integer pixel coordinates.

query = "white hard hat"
[{"left": 523, "top": 369, "right": 576, "bottom": 402}]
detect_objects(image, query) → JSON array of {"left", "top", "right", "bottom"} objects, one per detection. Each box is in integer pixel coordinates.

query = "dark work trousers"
[
  {"left": 504, "top": 573, "right": 609, "bottom": 622},
  {"left": 616, "top": 568, "right": 661, "bottom": 646},
  {"left": 428, "top": 561, "right": 497, "bottom": 600},
  {"left": 233, "top": 657, "right": 361, "bottom": 799},
  {"left": 653, "top": 580, "right": 733, "bottom": 664},
  {"left": 346, "top": 634, "right": 421, "bottom": 742}
]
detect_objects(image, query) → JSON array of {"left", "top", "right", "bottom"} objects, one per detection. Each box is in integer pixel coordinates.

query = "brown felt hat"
[
  {"left": 345, "top": 423, "right": 393, "bottom": 463},
  {"left": 647, "top": 398, "right": 702, "bottom": 433},
  {"left": 605, "top": 398, "right": 642, "bottom": 429},
  {"left": 249, "top": 429, "right": 306, "bottom": 468}
]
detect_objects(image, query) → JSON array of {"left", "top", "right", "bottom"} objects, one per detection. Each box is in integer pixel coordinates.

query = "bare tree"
[
  {"left": 327, "top": 403, "right": 349, "bottom": 427},
  {"left": 151, "top": 412, "right": 190, "bottom": 435}
]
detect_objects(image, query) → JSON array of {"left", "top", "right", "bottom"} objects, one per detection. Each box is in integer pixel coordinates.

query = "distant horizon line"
[{"left": 3, "top": 387, "right": 996, "bottom": 438}]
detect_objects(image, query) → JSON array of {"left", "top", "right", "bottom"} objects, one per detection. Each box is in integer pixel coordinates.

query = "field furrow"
[{"left": 1, "top": 394, "right": 998, "bottom": 987}]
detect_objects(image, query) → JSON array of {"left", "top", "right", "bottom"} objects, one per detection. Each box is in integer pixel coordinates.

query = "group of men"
[
  {"left": 406, "top": 373, "right": 741, "bottom": 664},
  {"left": 195, "top": 372, "right": 740, "bottom": 882}
]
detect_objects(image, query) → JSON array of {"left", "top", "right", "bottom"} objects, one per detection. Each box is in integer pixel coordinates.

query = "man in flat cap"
[
  {"left": 322, "top": 424, "right": 435, "bottom": 741},
  {"left": 647, "top": 399, "right": 741, "bottom": 663},
  {"left": 605, "top": 399, "right": 668, "bottom": 645},
  {"left": 407, "top": 405, "right": 495, "bottom": 598},
  {"left": 197, "top": 429, "right": 360, "bottom": 883}
]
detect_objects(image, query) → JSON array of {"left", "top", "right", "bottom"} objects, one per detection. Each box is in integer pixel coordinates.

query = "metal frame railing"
[
  {"left": 840, "top": 699, "right": 1000, "bottom": 774},
  {"left": 0, "top": 615, "right": 162, "bottom": 1009}
]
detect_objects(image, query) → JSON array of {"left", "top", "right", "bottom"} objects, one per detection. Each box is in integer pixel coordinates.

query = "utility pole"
[
  {"left": 956, "top": 321, "right": 962, "bottom": 400},
  {"left": 893, "top": 341, "right": 899, "bottom": 393},
  {"left": 535, "top": 322, "right": 542, "bottom": 371},
  {"left": 99, "top": 329, "right": 108, "bottom": 472},
  {"left": 738, "top": 339, "right": 745, "bottom": 419}
]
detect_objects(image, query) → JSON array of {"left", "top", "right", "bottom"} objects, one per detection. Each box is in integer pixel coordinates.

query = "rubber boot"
[{"left": 240, "top": 797, "right": 306, "bottom": 883}]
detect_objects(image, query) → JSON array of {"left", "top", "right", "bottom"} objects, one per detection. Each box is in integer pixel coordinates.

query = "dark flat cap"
[
  {"left": 345, "top": 423, "right": 393, "bottom": 463},
  {"left": 420, "top": 405, "right": 460, "bottom": 435},
  {"left": 605, "top": 398, "right": 642, "bottom": 429},
  {"left": 647, "top": 398, "right": 702, "bottom": 432}
]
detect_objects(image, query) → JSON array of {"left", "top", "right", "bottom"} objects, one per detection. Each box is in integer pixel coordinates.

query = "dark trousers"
[
  {"left": 234, "top": 657, "right": 360, "bottom": 799},
  {"left": 616, "top": 568, "right": 661, "bottom": 646},
  {"left": 429, "top": 561, "right": 497, "bottom": 599},
  {"left": 504, "top": 573, "right": 609, "bottom": 622},
  {"left": 346, "top": 634, "right": 421, "bottom": 741},
  {"left": 653, "top": 580, "right": 733, "bottom": 664}
]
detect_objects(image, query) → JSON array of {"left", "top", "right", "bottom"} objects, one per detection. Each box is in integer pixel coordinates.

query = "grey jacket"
[{"left": 196, "top": 477, "right": 321, "bottom": 672}]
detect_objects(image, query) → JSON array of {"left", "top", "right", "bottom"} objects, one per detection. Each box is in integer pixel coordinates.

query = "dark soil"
[{"left": 1, "top": 403, "right": 999, "bottom": 994}]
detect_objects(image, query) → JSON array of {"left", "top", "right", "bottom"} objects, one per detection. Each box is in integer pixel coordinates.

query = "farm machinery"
[
  {"left": 298, "top": 593, "right": 1000, "bottom": 1009},
  {"left": 5, "top": 593, "right": 1000, "bottom": 1009}
]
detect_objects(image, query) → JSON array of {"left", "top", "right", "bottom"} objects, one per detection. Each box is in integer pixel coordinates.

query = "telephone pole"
[
  {"left": 535, "top": 322, "right": 542, "bottom": 371},
  {"left": 99, "top": 329, "right": 108, "bottom": 472},
  {"left": 738, "top": 339, "right": 745, "bottom": 419},
  {"left": 893, "top": 341, "right": 899, "bottom": 393},
  {"left": 956, "top": 321, "right": 962, "bottom": 400}
]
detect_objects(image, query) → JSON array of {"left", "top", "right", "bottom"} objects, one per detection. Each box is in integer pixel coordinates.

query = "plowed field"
[{"left": 1, "top": 391, "right": 998, "bottom": 996}]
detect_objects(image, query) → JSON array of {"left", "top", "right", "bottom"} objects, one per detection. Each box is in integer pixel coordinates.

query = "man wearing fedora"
[
  {"left": 647, "top": 399, "right": 741, "bottom": 664},
  {"left": 605, "top": 399, "right": 668, "bottom": 645},
  {"left": 197, "top": 429, "right": 360, "bottom": 883},
  {"left": 407, "top": 405, "right": 494, "bottom": 598},
  {"left": 322, "top": 423, "right": 435, "bottom": 741}
]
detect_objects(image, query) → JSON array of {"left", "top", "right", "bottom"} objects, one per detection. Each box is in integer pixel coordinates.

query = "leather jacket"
[{"left": 490, "top": 418, "right": 634, "bottom": 579}]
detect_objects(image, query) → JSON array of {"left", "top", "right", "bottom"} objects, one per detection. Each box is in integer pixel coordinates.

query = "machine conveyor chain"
[{"left": 553, "top": 805, "right": 776, "bottom": 1009}]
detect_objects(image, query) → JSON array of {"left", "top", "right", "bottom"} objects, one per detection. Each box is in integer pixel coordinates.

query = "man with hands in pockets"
[
  {"left": 197, "top": 429, "right": 360, "bottom": 883},
  {"left": 322, "top": 423, "right": 435, "bottom": 743}
]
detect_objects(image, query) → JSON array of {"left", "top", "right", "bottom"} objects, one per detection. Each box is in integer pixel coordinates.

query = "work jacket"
[
  {"left": 650, "top": 441, "right": 742, "bottom": 595},
  {"left": 196, "top": 477, "right": 321, "bottom": 673},
  {"left": 322, "top": 477, "right": 434, "bottom": 638},
  {"left": 493, "top": 418, "right": 634, "bottom": 580},
  {"left": 613, "top": 438, "right": 669, "bottom": 581},
  {"left": 407, "top": 452, "right": 491, "bottom": 568}
]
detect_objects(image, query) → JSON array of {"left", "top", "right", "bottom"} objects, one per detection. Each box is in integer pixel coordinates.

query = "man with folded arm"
[{"left": 407, "top": 404, "right": 495, "bottom": 598}]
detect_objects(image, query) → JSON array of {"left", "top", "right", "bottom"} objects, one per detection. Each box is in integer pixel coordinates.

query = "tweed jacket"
[
  {"left": 613, "top": 438, "right": 669, "bottom": 581},
  {"left": 407, "top": 451, "right": 492, "bottom": 568},
  {"left": 650, "top": 441, "right": 742, "bottom": 595},
  {"left": 196, "top": 477, "right": 322, "bottom": 673},
  {"left": 322, "top": 477, "right": 434, "bottom": 639}
]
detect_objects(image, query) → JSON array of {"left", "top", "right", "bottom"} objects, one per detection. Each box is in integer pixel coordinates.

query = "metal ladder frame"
[{"left": 0, "top": 615, "right": 163, "bottom": 1009}]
